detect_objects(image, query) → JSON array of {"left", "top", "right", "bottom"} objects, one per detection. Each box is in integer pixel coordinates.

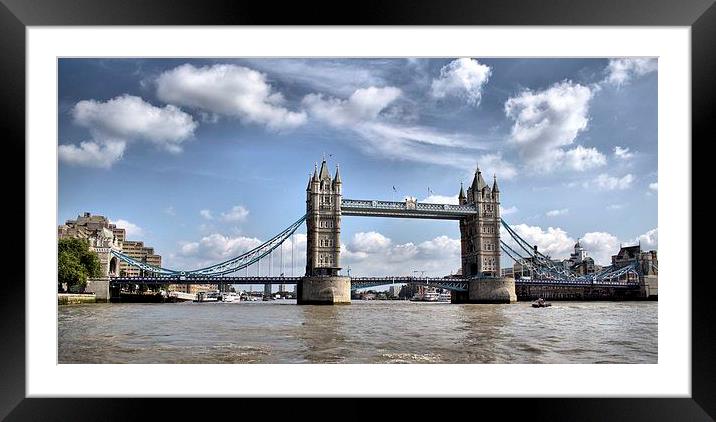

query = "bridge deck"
[{"left": 110, "top": 276, "right": 639, "bottom": 288}]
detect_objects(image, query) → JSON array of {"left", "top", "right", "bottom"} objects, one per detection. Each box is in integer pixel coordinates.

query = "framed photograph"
[{"left": 5, "top": 0, "right": 711, "bottom": 418}]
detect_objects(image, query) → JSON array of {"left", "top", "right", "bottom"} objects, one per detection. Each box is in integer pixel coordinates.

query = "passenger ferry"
[
  {"left": 220, "top": 292, "right": 240, "bottom": 303},
  {"left": 410, "top": 291, "right": 440, "bottom": 302},
  {"left": 437, "top": 292, "right": 452, "bottom": 302},
  {"left": 194, "top": 291, "right": 221, "bottom": 302}
]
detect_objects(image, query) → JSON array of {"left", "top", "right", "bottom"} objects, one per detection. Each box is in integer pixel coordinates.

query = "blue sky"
[{"left": 58, "top": 58, "right": 657, "bottom": 276}]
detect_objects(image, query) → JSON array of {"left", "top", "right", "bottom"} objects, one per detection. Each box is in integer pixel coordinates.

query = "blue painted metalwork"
[
  {"left": 111, "top": 215, "right": 306, "bottom": 276},
  {"left": 111, "top": 211, "right": 642, "bottom": 289},
  {"left": 500, "top": 218, "right": 642, "bottom": 283}
]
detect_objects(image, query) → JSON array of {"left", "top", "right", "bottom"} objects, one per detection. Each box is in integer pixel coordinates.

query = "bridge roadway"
[
  {"left": 111, "top": 275, "right": 464, "bottom": 285},
  {"left": 110, "top": 276, "right": 639, "bottom": 292}
]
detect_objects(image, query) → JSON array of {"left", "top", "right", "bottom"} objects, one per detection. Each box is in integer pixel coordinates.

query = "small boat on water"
[
  {"left": 220, "top": 292, "right": 240, "bottom": 303},
  {"left": 531, "top": 298, "right": 552, "bottom": 308},
  {"left": 411, "top": 291, "right": 440, "bottom": 302},
  {"left": 194, "top": 291, "right": 221, "bottom": 303}
]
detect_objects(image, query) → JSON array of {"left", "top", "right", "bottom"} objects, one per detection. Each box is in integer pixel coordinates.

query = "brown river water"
[{"left": 58, "top": 300, "right": 657, "bottom": 364}]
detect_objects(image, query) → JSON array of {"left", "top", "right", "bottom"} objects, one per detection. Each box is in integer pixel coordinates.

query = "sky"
[{"left": 58, "top": 58, "right": 658, "bottom": 277}]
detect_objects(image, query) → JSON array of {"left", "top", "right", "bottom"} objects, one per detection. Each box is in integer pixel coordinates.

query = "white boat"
[
  {"left": 194, "top": 291, "right": 221, "bottom": 302},
  {"left": 221, "top": 292, "right": 239, "bottom": 303},
  {"left": 411, "top": 291, "right": 440, "bottom": 302}
]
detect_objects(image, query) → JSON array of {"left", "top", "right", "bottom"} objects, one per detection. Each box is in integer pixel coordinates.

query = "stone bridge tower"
[
  {"left": 460, "top": 167, "right": 501, "bottom": 277},
  {"left": 456, "top": 167, "right": 516, "bottom": 304},
  {"left": 299, "top": 158, "right": 350, "bottom": 304},
  {"left": 306, "top": 159, "right": 342, "bottom": 276}
]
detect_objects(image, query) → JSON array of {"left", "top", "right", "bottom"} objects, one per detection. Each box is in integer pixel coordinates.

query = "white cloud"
[
  {"left": 164, "top": 206, "right": 176, "bottom": 216},
  {"left": 649, "top": 182, "right": 658, "bottom": 191},
  {"left": 199, "top": 209, "right": 213, "bottom": 220},
  {"left": 546, "top": 208, "right": 569, "bottom": 217},
  {"left": 503, "top": 223, "right": 623, "bottom": 266},
  {"left": 500, "top": 206, "right": 518, "bottom": 215},
  {"left": 635, "top": 228, "right": 658, "bottom": 249},
  {"left": 475, "top": 153, "right": 518, "bottom": 180},
  {"left": 303, "top": 86, "right": 508, "bottom": 176},
  {"left": 614, "top": 146, "right": 634, "bottom": 160},
  {"left": 72, "top": 94, "right": 197, "bottom": 153},
  {"left": 430, "top": 58, "right": 492, "bottom": 106},
  {"left": 302, "top": 86, "right": 402, "bottom": 126},
  {"left": 504, "top": 224, "right": 575, "bottom": 260},
  {"left": 422, "top": 195, "right": 459, "bottom": 205},
  {"left": 505, "top": 81, "right": 603, "bottom": 173},
  {"left": 242, "top": 59, "right": 389, "bottom": 97},
  {"left": 604, "top": 58, "right": 657, "bottom": 87},
  {"left": 562, "top": 145, "right": 607, "bottom": 171},
  {"left": 60, "top": 94, "right": 198, "bottom": 168},
  {"left": 349, "top": 232, "right": 392, "bottom": 253},
  {"left": 58, "top": 140, "right": 126, "bottom": 169},
  {"left": 156, "top": 64, "right": 306, "bottom": 130},
  {"left": 220, "top": 205, "right": 249, "bottom": 222},
  {"left": 580, "top": 231, "right": 620, "bottom": 265},
  {"left": 111, "top": 219, "right": 144, "bottom": 238},
  {"left": 591, "top": 173, "right": 635, "bottom": 190},
  {"left": 607, "top": 204, "right": 624, "bottom": 210},
  {"left": 180, "top": 233, "right": 263, "bottom": 261},
  {"left": 342, "top": 233, "right": 462, "bottom": 277},
  {"left": 170, "top": 231, "right": 308, "bottom": 275}
]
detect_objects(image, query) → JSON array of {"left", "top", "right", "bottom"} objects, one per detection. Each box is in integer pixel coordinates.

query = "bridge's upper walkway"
[{"left": 341, "top": 198, "right": 477, "bottom": 220}]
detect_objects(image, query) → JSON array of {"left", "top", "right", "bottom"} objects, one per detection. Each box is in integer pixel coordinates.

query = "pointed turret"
[
  {"left": 306, "top": 173, "right": 312, "bottom": 190},
  {"left": 312, "top": 163, "right": 319, "bottom": 181},
  {"left": 471, "top": 165, "right": 487, "bottom": 191},
  {"left": 334, "top": 164, "right": 341, "bottom": 183},
  {"left": 458, "top": 182, "right": 466, "bottom": 200},
  {"left": 471, "top": 166, "right": 479, "bottom": 190},
  {"left": 318, "top": 159, "right": 331, "bottom": 180},
  {"left": 477, "top": 169, "right": 487, "bottom": 190},
  {"left": 492, "top": 174, "right": 499, "bottom": 192}
]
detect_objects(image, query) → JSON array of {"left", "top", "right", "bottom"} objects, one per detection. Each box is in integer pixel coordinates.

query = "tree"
[
  {"left": 58, "top": 238, "right": 102, "bottom": 292},
  {"left": 58, "top": 250, "right": 86, "bottom": 292}
]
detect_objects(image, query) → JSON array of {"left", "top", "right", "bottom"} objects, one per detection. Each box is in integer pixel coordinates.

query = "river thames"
[{"left": 58, "top": 300, "right": 657, "bottom": 364}]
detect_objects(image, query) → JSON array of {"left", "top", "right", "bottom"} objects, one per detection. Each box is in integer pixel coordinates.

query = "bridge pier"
[
  {"left": 86, "top": 277, "right": 110, "bottom": 302},
  {"left": 452, "top": 277, "right": 516, "bottom": 304},
  {"left": 297, "top": 276, "right": 351, "bottom": 305}
]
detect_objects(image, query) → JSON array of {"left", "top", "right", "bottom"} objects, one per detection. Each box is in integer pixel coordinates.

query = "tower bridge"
[{"left": 103, "top": 158, "right": 650, "bottom": 304}]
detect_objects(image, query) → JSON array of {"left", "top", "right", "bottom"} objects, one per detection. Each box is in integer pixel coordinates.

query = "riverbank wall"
[{"left": 58, "top": 293, "right": 96, "bottom": 305}]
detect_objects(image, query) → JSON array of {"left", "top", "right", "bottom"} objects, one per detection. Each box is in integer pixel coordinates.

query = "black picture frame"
[{"left": 2, "top": 0, "right": 710, "bottom": 419}]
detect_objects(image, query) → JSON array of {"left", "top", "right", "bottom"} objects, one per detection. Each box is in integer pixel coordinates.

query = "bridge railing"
[
  {"left": 341, "top": 198, "right": 478, "bottom": 216},
  {"left": 514, "top": 278, "right": 640, "bottom": 286}
]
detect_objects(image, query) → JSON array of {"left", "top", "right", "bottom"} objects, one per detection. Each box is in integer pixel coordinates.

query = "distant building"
[
  {"left": 58, "top": 212, "right": 163, "bottom": 278},
  {"left": 561, "top": 240, "right": 601, "bottom": 275},
  {"left": 120, "top": 240, "right": 162, "bottom": 277},
  {"left": 612, "top": 244, "right": 658, "bottom": 276},
  {"left": 58, "top": 212, "right": 124, "bottom": 249}
]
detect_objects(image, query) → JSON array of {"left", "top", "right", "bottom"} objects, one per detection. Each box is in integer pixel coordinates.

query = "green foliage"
[{"left": 58, "top": 238, "right": 102, "bottom": 292}]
